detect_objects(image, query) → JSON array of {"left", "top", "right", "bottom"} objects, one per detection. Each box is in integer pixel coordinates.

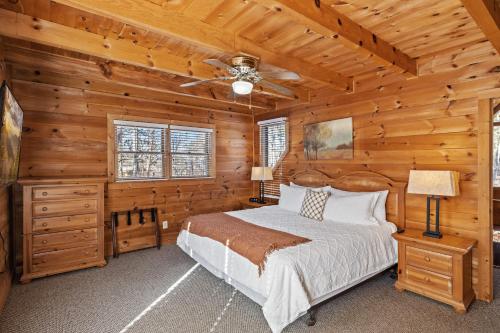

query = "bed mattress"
[{"left": 177, "top": 206, "right": 398, "bottom": 333}]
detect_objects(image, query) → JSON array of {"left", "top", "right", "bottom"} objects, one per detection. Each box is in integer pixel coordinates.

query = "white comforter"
[{"left": 177, "top": 206, "right": 398, "bottom": 333}]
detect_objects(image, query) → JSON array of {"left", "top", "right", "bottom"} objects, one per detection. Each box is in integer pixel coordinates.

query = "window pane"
[
  {"left": 170, "top": 129, "right": 212, "bottom": 178},
  {"left": 264, "top": 123, "right": 286, "bottom": 168},
  {"left": 117, "top": 153, "right": 164, "bottom": 179},
  {"left": 115, "top": 123, "right": 166, "bottom": 180},
  {"left": 171, "top": 155, "right": 209, "bottom": 178},
  {"left": 494, "top": 126, "right": 500, "bottom": 186},
  {"left": 494, "top": 111, "right": 500, "bottom": 122}
]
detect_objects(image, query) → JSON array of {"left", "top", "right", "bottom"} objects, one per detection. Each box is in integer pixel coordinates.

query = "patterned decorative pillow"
[{"left": 299, "top": 189, "right": 330, "bottom": 221}]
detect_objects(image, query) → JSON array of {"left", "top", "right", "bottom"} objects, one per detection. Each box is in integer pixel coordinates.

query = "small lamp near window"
[
  {"left": 407, "top": 170, "right": 460, "bottom": 239},
  {"left": 251, "top": 167, "right": 273, "bottom": 204}
]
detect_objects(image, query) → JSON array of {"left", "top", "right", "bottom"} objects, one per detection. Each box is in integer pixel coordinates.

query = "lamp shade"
[
  {"left": 407, "top": 170, "right": 460, "bottom": 197},
  {"left": 251, "top": 167, "right": 273, "bottom": 181}
]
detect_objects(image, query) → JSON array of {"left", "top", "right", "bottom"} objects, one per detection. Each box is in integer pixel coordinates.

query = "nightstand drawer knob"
[
  {"left": 42, "top": 207, "right": 48, "bottom": 212},
  {"left": 424, "top": 277, "right": 431, "bottom": 283},
  {"left": 424, "top": 256, "right": 431, "bottom": 262},
  {"left": 84, "top": 204, "right": 90, "bottom": 208},
  {"left": 42, "top": 192, "right": 48, "bottom": 196}
]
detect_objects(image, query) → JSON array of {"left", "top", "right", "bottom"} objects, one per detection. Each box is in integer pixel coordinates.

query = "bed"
[{"left": 177, "top": 170, "right": 406, "bottom": 333}]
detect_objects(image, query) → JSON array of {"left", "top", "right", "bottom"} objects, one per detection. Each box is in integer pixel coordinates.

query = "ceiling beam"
[
  {"left": 2, "top": 41, "right": 274, "bottom": 111},
  {"left": 255, "top": 0, "right": 418, "bottom": 76},
  {"left": 51, "top": 0, "right": 353, "bottom": 92},
  {"left": 0, "top": 8, "right": 305, "bottom": 101},
  {"left": 461, "top": 0, "right": 500, "bottom": 53}
]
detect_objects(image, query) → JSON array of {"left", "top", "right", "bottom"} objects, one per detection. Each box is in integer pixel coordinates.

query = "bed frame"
[{"left": 289, "top": 169, "right": 407, "bottom": 325}]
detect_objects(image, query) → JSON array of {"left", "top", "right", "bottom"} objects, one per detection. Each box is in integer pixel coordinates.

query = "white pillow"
[
  {"left": 323, "top": 192, "right": 379, "bottom": 226},
  {"left": 279, "top": 184, "right": 307, "bottom": 213},
  {"left": 290, "top": 182, "right": 332, "bottom": 193},
  {"left": 331, "top": 188, "right": 389, "bottom": 223}
]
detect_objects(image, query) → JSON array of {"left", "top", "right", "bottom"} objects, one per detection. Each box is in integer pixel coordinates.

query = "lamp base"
[{"left": 423, "top": 230, "right": 442, "bottom": 239}]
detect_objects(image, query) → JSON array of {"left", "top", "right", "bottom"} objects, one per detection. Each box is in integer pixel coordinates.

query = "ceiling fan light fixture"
[{"left": 232, "top": 80, "right": 253, "bottom": 95}]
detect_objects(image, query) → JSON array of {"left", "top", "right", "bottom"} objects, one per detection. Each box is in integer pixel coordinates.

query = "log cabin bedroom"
[{"left": 0, "top": 0, "right": 499, "bottom": 332}]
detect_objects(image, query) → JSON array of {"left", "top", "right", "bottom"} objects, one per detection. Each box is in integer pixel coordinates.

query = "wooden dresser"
[
  {"left": 18, "top": 177, "right": 107, "bottom": 283},
  {"left": 393, "top": 229, "right": 477, "bottom": 313}
]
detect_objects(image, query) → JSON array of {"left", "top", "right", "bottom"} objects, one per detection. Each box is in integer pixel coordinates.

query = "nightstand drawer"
[
  {"left": 406, "top": 246, "right": 452, "bottom": 276},
  {"left": 406, "top": 266, "right": 453, "bottom": 296}
]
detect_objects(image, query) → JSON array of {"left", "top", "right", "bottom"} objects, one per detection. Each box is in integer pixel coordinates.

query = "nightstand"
[
  {"left": 240, "top": 199, "right": 277, "bottom": 210},
  {"left": 392, "top": 229, "right": 477, "bottom": 313}
]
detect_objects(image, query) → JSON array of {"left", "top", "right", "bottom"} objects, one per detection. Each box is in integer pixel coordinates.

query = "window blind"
[
  {"left": 115, "top": 122, "right": 167, "bottom": 180},
  {"left": 258, "top": 118, "right": 289, "bottom": 197},
  {"left": 170, "top": 125, "right": 214, "bottom": 179}
]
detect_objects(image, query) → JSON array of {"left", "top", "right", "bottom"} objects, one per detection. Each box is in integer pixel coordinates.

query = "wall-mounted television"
[{"left": 0, "top": 81, "right": 23, "bottom": 185}]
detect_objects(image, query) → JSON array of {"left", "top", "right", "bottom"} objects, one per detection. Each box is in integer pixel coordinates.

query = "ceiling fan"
[{"left": 179, "top": 55, "right": 301, "bottom": 97}]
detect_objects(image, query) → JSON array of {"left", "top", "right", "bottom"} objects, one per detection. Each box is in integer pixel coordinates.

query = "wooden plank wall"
[
  {"left": 255, "top": 40, "right": 500, "bottom": 301},
  {"left": 0, "top": 37, "right": 12, "bottom": 312},
  {"left": 3, "top": 44, "right": 254, "bottom": 256}
]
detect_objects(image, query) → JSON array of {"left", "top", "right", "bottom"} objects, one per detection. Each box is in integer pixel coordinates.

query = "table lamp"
[
  {"left": 251, "top": 167, "right": 273, "bottom": 204},
  {"left": 407, "top": 170, "right": 460, "bottom": 238}
]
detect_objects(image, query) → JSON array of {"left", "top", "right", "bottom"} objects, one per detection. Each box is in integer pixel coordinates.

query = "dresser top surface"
[{"left": 18, "top": 176, "right": 107, "bottom": 185}]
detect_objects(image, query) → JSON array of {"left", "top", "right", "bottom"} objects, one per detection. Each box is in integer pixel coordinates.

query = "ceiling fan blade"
[
  {"left": 258, "top": 80, "right": 295, "bottom": 97},
  {"left": 180, "top": 77, "right": 233, "bottom": 88},
  {"left": 259, "top": 71, "right": 301, "bottom": 81},
  {"left": 203, "top": 59, "right": 234, "bottom": 72}
]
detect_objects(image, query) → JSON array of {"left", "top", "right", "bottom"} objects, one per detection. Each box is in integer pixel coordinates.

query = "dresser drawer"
[
  {"left": 33, "top": 214, "right": 97, "bottom": 234},
  {"left": 32, "top": 228, "right": 98, "bottom": 254},
  {"left": 31, "top": 245, "right": 98, "bottom": 272},
  {"left": 32, "top": 185, "right": 98, "bottom": 201},
  {"left": 406, "top": 266, "right": 453, "bottom": 296},
  {"left": 406, "top": 246, "right": 452, "bottom": 276},
  {"left": 33, "top": 199, "right": 97, "bottom": 217}
]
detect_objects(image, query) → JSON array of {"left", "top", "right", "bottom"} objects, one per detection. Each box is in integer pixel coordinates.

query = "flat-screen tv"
[{"left": 0, "top": 81, "right": 23, "bottom": 185}]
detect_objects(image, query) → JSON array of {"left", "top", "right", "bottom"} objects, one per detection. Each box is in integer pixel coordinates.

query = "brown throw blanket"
[{"left": 182, "top": 212, "right": 311, "bottom": 275}]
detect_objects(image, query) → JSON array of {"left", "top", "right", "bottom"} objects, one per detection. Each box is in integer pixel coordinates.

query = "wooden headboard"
[{"left": 290, "top": 170, "right": 407, "bottom": 228}]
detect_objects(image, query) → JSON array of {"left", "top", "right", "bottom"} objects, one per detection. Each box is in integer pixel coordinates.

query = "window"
[
  {"left": 111, "top": 117, "right": 215, "bottom": 181},
  {"left": 258, "top": 118, "right": 289, "bottom": 197},
  {"left": 493, "top": 107, "right": 500, "bottom": 186},
  {"left": 170, "top": 125, "right": 214, "bottom": 178},
  {"left": 115, "top": 121, "right": 167, "bottom": 180}
]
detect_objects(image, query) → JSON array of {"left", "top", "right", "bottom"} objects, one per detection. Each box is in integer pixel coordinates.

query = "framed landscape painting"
[{"left": 304, "top": 117, "right": 353, "bottom": 160}]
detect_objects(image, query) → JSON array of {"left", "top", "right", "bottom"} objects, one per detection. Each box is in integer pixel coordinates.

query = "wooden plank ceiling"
[{"left": 0, "top": 0, "right": 492, "bottom": 112}]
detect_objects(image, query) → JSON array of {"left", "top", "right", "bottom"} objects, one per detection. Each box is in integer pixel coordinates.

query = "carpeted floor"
[{"left": 0, "top": 245, "right": 499, "bottom": 333}]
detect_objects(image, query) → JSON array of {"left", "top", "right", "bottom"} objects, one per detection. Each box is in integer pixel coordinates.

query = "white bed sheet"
[{"left": 177, "top": 206, "right": 398, "bottom": 333}]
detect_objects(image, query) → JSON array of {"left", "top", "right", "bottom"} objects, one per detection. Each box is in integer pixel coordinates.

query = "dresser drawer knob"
[
  {"left": 42, "top": 192, "right": 48, "bottom": 196},
  {"left": 42, "top": 240, "right": 48, "bottom": 244},
  {"left": 424, "top": 256, "right": 431, "bottom": 262},
  {"left": 85, "top": 190, "right": 89, "bottom": 193},
  {"left": 85, "top": 218, "right": 90, "bottom": 222},
  {"left": 424, "top": 277, "right": 431, "bottom": 283},
  {"left": 42, "top": 223, "right": 48, "bottom": 227},
  {"left": 84, "top": 204, "right": 90, "bottom": 208},
  {"left": 42, "top": 207, "right": 48, "bottom": 212},
  {"left": 67, "top": 217, "right": 71, "bottom": 221}
]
